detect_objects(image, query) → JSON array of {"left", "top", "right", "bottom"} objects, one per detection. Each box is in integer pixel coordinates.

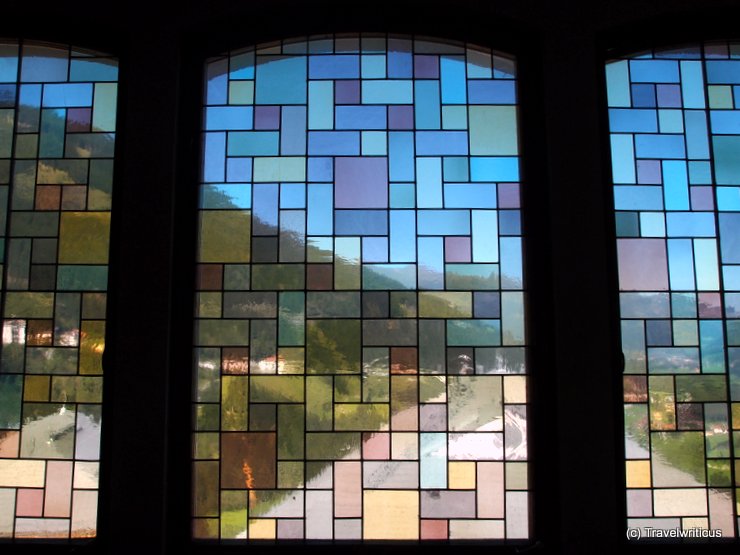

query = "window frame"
[
  {"left": 604, "top": 37, "right": 740, "bottom": 540},
  {"left": 170, "top": 17, "right": 556, "bottom": 555},
  {"left": 190, "top": 32, "right": 533, "bottom": 544},
  {"left": 2, "top": 2, "right": 740, "bottom": 554}
]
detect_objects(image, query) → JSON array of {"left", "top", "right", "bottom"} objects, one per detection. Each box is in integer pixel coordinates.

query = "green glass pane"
[
  {"left": 221, "top": 376, "right": 248, "bottom": 431},
  {"left": 307, "top": 319, "right": 361, "bottom": 374}
]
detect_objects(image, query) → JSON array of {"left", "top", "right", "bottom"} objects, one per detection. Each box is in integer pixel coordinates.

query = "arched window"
[
  {"left": 607, "top": 41, "right": 739, "bottom": 539},
  {"left": 192, "top": 34, "right": 530, "bottom": 541},
  {"left": 0, "top": 40, "right": 118, "bottom": 539}
]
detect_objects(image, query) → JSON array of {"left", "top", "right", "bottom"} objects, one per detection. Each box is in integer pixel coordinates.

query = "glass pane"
[
  {"left": 0, "top": 41, "right": 117, "bottom": 539},
  {"left": 607, "top": 41, "right": 739, "bottom": 540},
  {"left": 193, "top": 34, "right": 529, "bottom": 541}
]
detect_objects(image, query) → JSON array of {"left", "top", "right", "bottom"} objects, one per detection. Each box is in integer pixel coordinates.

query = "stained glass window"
[
  {"left": 607, "top": 42, "right": 740, "bottom": 539},
  {"left": 193, "top": 34, "right": 529, "bottom": 541},
  {"left": 0, "top": 41, "right": 117, "bottom": 539}
]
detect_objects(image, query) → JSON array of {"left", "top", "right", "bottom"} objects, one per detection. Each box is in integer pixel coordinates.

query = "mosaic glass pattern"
[
  {"left": 193, "top": 35, "right": 529, "bottom": 541},
  {"left": 0, "top": 41, "right": 117, "bottom": 539},
  {"left": 607, "top": 42, "right": 740, "bottom": 538}
]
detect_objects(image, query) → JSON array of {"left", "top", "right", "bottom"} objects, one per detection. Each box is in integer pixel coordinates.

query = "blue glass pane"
[
  {"left": 609, "top": 109, "right": 658, "bottom": 132},
  {"left": 256, "top": 56, "right": 307, "bottom": 104},
  {"left": 630, "top": 60, "right": 680, "bottom": 82},
  {"left": 707, "top": 61, "right": 740, "bottom": 84},
  {"left": 417, "top": 210, "right": 470, "bottom": 235},
  {"left": 205, "top": 106, "right": 253, "bottom": 130},
  {"left": 467, "top": 80, "right": 516, "bottom": 104},
  {"left": 362, "top": 80, "right": 413, "bottom": 104},
  {"left": 335, "top": 106, "right": 386, "bottom": 130},
  {"left": 470, "top": 157, "right": 519, "bottom": 182},
  {"left": 634, "top": 134, "right": 686, "bottom": 159},
  {"left": 42, "top": 83, "right": 92, "bottom": 107},
  {"left": 415, "top": 131, "right": 469, "bottom": 155},
  {"left": 309, "top": 55, "right": 359, "bottom": 79},
  {"left": 308, "top": 131, "right": 360, "bottom": 155},
  {"left": 614, "top": 186, "right": 664, "bottom": 210},
  {"left": 389, "top": 132, "right": 414, "bottom": 182},
  {"left": 440, "top": 56, "right": 466, "bottom": 104},
  {"left": 335, "top": 210, "right": 388, "bottom": 235},
  {"left": 444, "top": 183, "right": 497, "bottom": 208}
]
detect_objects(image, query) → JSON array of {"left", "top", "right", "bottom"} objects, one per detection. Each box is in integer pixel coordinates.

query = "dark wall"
[{"left": 2, "top": 1, "right": 739, "bottom": 554}]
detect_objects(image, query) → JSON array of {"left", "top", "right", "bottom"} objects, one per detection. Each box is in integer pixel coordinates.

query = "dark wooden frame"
[{"left": 2, "top": 1, "right": 740, "bottom": 553}]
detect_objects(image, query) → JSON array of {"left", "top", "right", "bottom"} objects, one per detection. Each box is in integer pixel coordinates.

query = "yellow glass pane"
[
  {"left": 363, "top": 490, "right": 419, "bottom": 539},
  {"left": 80, "top": 321, "right": 105, "bottom": 375},
  {"left": 0, "top": 460, "right": 46, "bottom": 487},
  {"left": 448, "top": 461, "right": 476, "bottom": 489},
  {"left": 625, "top": 460, "right": 651, "bottom": 488},
  {"left": 23, "top": 375, "right": 50, "bottom": 401},
  {"left": 504, "top": 375, "right": 527, "bottom": 403},
  {"left": 248, "top": 518, "right": 276, "bottom": 539}
]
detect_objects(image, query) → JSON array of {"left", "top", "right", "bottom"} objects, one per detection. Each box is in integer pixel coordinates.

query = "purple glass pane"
[
  {"left": 637, "top": 160, "right": 662, "bottom": 184},
  {"left": 335, "top": 80, "right": 360, "bottom": 104},
  {"left": 414, "top": 55, "right": 439, "bottom": 78},
  {"left": 388, "top": 105, "right": 414, "bottom": 130},
  {"left": 657, "top": 84, "right": 682, "bottom": 108},
  {"left": 690, "top": 186, "right": 714, "bottom": 210},
  {"left": 335, "top": 157, "right": 389, "bottom": 208},
  {"left": 254, "top": 106, "right": 280, "bottom": 129},
  {"left": 617, "top": 239, "right": 669, "bottom": 291},
  {"left": 444, "top": 236, "right": 471, "bottom": 262},
  {"left": 497, "top": 183, "right": 520, "bottom": 208}
]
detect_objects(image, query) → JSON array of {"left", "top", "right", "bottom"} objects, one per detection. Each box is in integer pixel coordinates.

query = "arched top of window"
[
  {"left": 0, "top": 41, "right": 118, "bottom": 85},
  {"left": 193, "top": 34, "right": 529, "bottom": 542},
  {"left": 0, "top": 40, "right": 118, "bottom": 540},
  {"left": 202, "top": 35, "right": 516, "bottom": 104}
]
